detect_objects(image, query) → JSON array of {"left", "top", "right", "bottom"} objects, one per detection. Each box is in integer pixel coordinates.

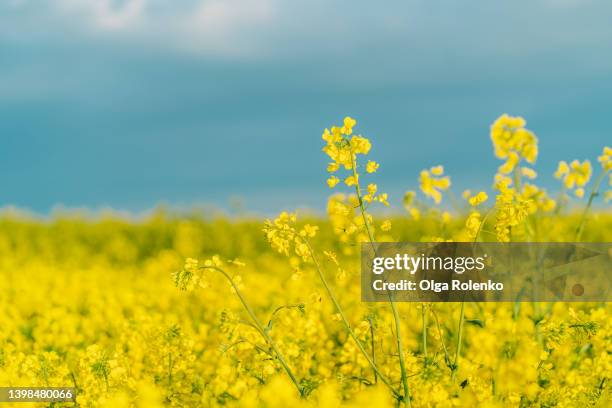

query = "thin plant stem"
[
  {"left": 430, "top": 307, "right": 452, "bottom": 370},
  {"left": 389, "top": 295, "right": 411, "bottom": 406},
  {"left": 421, "top": 304, "right": 428, "bottom": 365},
  {"left": 368, "top": 315, "right": 378, "bottom": 384},
  {"left": 451, "top": 299, "right": 466, "bottom": 382},
  {"left": 301, "top": 238, "right": 402, "bottom": 400},
  {"left": 446, "top": 207, "right": 492, "bottom": 380},
  {"left": 200, "top": 266, "right": 304, "bottom": 396},
  {"left": 446, "top": 190, "right": 461, "bottom": 213},
  {"left": 513, "top": 165, "right": 522, "bottom": 192},
  {"left": 575, "top": 170, "right": 608, "bottom": 242},
  {"left": 474, "top": 208, "right": 494, "bottom": 243},
  {"left": 554, "top": 186, "right": 567, "bottom": 215},
  {"left": 350, "top": 151, "right": 412, "bottom": 407},
  {"left": 268, "top": 304, "right": 304, "bottom": 328}
]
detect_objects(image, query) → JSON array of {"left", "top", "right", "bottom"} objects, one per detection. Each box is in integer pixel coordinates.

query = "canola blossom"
[{"left": 0, "top": 116, "right": 610, "bottom": 407}]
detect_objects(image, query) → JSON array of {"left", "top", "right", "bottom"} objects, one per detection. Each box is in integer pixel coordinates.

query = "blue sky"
[{"left": 1, "top": 1, "right": 611, "bottom": 214}]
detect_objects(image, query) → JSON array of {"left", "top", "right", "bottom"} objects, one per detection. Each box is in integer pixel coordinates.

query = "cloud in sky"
[
  {"left": 57, "top": 0, "right": 148, "bottom": 31},
  {"left": 2, "top": 0, "right": 279, "bottom": 56},
  {"left": 2, "top": 0, "right": 611, "bottom": 61}
]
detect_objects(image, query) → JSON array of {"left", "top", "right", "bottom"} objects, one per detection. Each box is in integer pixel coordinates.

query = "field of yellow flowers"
[{"left": 0, "top": 115, "right": 610, "bottom": 407}]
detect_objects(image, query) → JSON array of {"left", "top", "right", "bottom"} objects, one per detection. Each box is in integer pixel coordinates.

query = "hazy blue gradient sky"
[{"left": 1, "top": 1, "right": 611, "bottom": 214}]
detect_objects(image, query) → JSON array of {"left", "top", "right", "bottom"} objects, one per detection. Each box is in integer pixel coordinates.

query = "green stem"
[
  {"left": 474, "top": 208, "right": 494, "bottom": 243},
  {"left": 302, "top": 238, "right": 402, "bottom": 400},
  {"left": 430, "top": 307, "right": 452, "bottom": 370},
  {"left": 421, "top": 304, "right": 428, "bottom": 364},
  {"left": 350, "top": 151, "right": 412, "bottom": 406},
  {"left": 554, "top": 186, "right": 567, "bottom": 215},
  {"left": 513, "top": 165, "right": 521, "bottom": 191},
  {"left": 575, "top": 170, "right": 608, "bottom": 242},
  {"left": 267, "top": 304, "right": 304, "bottom": 328},
  {"left": 202, "top": 266, "right": 304, "bottom": 396},
  {"left": 446, "top": 189, "right": 461, "bottom": 213},
  {"left": 368, "top": 316, "right": 378, "bottom": 384},
  {"left": 389, "top": 296, "right": 411, "bottom": 406},
  {"left": 451, "top": 300, "right": 465, "bottom": 382}
]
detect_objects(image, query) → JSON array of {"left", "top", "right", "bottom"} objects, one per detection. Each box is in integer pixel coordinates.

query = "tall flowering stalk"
[
  {"left": 323, "top": 117, "right": 412, "bottom": 405},
  {"left": 417, "top": 165, "right": 452, "bottom": 367},
  {"left": 490, "top": 114, "right": 541, "bottom": 243},
  {"left": 263, "top": 212, "right": 402, "bottom": 401}
]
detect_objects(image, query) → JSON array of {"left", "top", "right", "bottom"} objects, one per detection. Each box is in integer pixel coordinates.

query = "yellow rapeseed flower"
[
  {"left": 521, "top": 167, "right": 537, "bottom": 179},
  {"left": 327, "top": 176, "right": 340, "bottom": 188},
  {"left": 555, "top": 160, "right": 592, "bottom": 198},
  {"left": 598, "top": 146, "right": 611, "bottom": 171},
  {"left": 341, "top": 116, "right": 356, "bottom": 135},
  {"left": 366, "top": 160, "right": 379, "bottom": 173},
  {"left": 350, "top": 135, "right": 372, "bottom": 155},
  {"left": 344, "top": 175, "right": 358, "bottom": 186},
  {"left": 490, "top": 114, "right": 538, "bottom": 174},
  {"left": 468, "top": 191, "right": 488, "bottom": 206},
  {"left": 327, "top": 162, "right": 340, "bottom": 173},
  {"left": 430, "top": 165, "right": 444, "bottom": 176},
  {"left": 554, "top": 161, "right": 569, "bottom": 179},
  {"left": 419, "top": 166, "right": 451, "bottom": 204},
  {"left": 377, "top": 192, "right": 389, "bottom": 206},
  {"left": 300, "top": 224, "right": 319, "bottom": 238},
  {"left": 465, "top": 211, "right": 482, "bottom": 240}
]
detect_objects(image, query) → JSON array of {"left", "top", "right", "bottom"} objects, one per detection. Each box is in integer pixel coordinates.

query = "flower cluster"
[
  {"left": 519, "top": 182, "right": 556, "bottom": 212},
  {"left": 554, "top": 160, "right": 592, "bottom": 198},
  {"left": 597, "top": 146, "right": 612, "bottom": 202},
  {"left": 598, "top": 146, "right": 612, "bottom": 171},
  {"left": 467, "top": 191, "right": 488, "bottom": 207},
  {"left": 419, "top": 165, "right": 451, "bottom": 204},
  {"left": 323, "top": 117, "right": 373, "bottom": 188},
  {"left": 263, "top": 211, "right": 318, "bottom": 262},
  {"left": 323, "top": 117, "right": 389, "bottom": 209},
  {"left": 465, "top": 211, "right": 483, "bottom": 240},
  {"left": 490, "top": 114, "right": 538, "bottom": 175},
  {"left": 493, "top": 177, "right": 536, "bottom": 242},
  {"left": 326, "top": 193, "right": 373, "bottom": 249}
]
